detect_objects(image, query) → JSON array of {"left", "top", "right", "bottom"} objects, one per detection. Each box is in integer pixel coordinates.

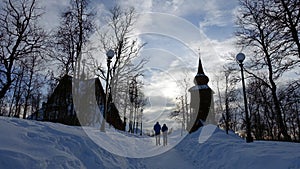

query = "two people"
[{"left": 153, "top": 122, "right": 168, "bottom": 146}]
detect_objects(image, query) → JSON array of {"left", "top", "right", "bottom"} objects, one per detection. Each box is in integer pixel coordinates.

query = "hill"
[{"left": 0, "top": 116, "right": 299, "bottom": 169}]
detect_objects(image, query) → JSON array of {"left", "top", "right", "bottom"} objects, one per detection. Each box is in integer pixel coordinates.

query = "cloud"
[
  {"left": 39, "top": 0, "right": 69, "bottom": 30},
  {"left": 37, "top": 0, "right": 239, "bottom": 130},
  {"left": 117, "top": 0, "right": 153, "bottom": 12}
]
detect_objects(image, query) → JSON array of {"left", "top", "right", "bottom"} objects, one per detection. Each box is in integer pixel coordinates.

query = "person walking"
[
  {"left": 153, "top": 122, "right": 161, "bottom": 146},
  {"left": 162, "top": 124, "right": 168, "bottom": 146}
]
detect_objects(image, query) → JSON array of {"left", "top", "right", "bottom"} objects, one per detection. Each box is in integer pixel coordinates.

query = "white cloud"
[
  {"left": 36, "top": 0, "right": 239, "bottom": 130},
  {"left": 39, "top": 0, "right": 69, "bottom": 30},
  {"left": 117, "top": 0, "right": 153, "bottom": 13}
]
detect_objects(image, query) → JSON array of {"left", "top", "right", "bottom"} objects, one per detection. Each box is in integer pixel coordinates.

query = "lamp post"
[
  {"left": 101, "top": 49, "right": 115, "bottom": 132},
  {"left": 236, "top": 53, "right": 253, "bottom": 143},
  {"left": 128, "top": 80, "right": 134, "bottom": 133}
]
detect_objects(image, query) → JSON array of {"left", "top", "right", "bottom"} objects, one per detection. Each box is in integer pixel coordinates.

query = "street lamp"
[
  {"left": 236, "top": 53, "right": 253, "bottom": 143},
  {"left": 101, "top": 49, "right": 115, "bottom": 132}
]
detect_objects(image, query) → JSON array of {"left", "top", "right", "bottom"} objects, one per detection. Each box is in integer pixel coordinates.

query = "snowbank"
[{"left": 0, "top": 117, "right": 299, "bottom": 169}]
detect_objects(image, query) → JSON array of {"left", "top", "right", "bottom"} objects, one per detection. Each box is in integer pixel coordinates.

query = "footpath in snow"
[{"left": 0, "top": 116, "right": 300, "bottom": 169}]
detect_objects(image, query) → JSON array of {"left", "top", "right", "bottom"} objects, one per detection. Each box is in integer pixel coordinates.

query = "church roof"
[{"left": 194, "top": 57, "right": 209, "bottom": 85}]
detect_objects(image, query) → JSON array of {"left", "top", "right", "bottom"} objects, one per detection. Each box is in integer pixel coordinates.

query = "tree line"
[
  {"left": 216, "top": 0, "right": 299, "bottom": 142},
  {"left": 170, "top": 0, "right": 299, "bottom": 142},
  {"left": 0, "top": 0, "right": 146, "bottom": 130},
  {"left": 1, "top": 0, "right": 299, "bottom": 141}
]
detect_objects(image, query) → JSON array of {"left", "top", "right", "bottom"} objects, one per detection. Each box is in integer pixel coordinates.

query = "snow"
[
  {"left": 0, "top": 116, "right": 300, "bottom": 169},
  {"left": 82, "top": 125, "right": 187, "bottom": 158}
]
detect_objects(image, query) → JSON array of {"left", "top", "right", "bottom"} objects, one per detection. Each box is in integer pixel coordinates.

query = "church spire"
[
  {"left": 194, "top": 48, "right": 209, "bottom": 85},
  {"left": 197, "top": 48, "right": 204, "bottom": 74},
  {"left": 197, "top": 56, "right": 204, "bottom": 75}
]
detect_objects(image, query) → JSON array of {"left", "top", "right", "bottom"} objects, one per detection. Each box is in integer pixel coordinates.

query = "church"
[
  {"left": 39, "top": 74, "right": 125, "bottom": 130},
  {"left": 188, "top": 57, "right": 214, "bottom": 133}
]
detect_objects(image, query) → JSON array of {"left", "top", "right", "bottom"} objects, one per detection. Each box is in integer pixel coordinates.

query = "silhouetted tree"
[
  {"left": 236, "top": 0, "right": 296, "bottom": 141},
  {"left": 272, "top": 0, "right": 300, "bottom": 60},
  {"left": 50, "top": 0, "right": 95, "bottom": 77},
  {"left": 0, "top": 0, "right": 46, "bottom": 101},
  {"left": 96, "top": 6, "right": 147, "bottom": 131},
  {"left": 214, "top": 62, "right": 240, "bottom": 134}
]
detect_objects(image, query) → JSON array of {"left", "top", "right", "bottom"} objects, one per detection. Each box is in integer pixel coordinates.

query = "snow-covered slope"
[{"left": 0, "top": 116, "right": 299, "bottom": 169}]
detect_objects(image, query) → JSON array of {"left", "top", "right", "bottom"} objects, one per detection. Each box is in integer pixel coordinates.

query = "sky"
[{"left": 39, "top": 0, "right": 240, "bottom": 129}]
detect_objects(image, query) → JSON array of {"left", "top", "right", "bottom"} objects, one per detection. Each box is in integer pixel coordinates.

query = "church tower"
[
  {"left": 188, "top": 52, "right": 213, "bottom": 133},
  {"left": 194, "top": 57, "right": 209, "bottom": 86}
]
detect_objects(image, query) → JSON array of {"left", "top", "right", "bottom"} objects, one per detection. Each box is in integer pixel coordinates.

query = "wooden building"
[{"left": 43, "top": 74, "right": 125, "bottom": 130}]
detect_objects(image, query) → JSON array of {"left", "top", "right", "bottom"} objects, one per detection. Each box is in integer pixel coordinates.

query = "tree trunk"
[{"left": 270, "top": 86, "right": 291, "bottom": 141}]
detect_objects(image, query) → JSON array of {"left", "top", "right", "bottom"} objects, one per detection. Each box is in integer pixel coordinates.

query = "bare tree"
[
  {"left": 50, "top": 0, "right": 95, "bottom": 77},
  {"left": 22, "top": 52, "right": 45, "bottom": 119},
  {"left": 0, "top": 0, "right": 46, "bottom": 101},
  {"left": 236, "top": 0, "right": 295, "bottom": 141},
  {"left": 96, "top": 6, "right": 147, "bottom": 130},
  {"left": 8, "top": 67, "right": 25, "bottom": 117},
  {"left": 170, "top": 96, "right": 186, "bottom": 136},
  {"left": 273, "top": 0, "right": 300, "bottom": 60},
  {"left": 279, "top": 81, "right": 300, "bottom": 141},
  {"left": 214, "top": 63, "right": 240, "bottom": 134},
  {"left": 246, "top": 77, "right": 269, "bottom": 140},
  {"left": 173, "top": 70, "right": 192, "bottom": 131}
]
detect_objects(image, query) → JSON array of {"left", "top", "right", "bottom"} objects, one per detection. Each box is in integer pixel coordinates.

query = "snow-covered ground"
[{"left": 0, "top": 116, "right": 299, "bottom": 169}]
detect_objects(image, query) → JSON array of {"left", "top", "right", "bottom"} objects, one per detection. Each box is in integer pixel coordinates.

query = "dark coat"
[
  {"left": 162, "top": 124, "right": 168, "bottom": 132},
  {"left": 153, "top": 122, "right": 161, "bottom": 135}
]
